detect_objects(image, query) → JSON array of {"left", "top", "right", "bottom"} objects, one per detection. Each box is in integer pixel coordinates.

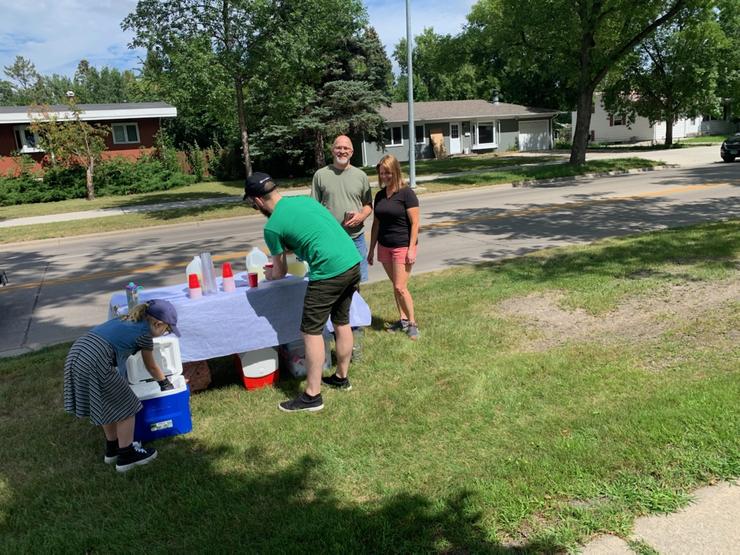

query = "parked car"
[{"left": 720, "top": 133, "right": 740, "bottom": 162}]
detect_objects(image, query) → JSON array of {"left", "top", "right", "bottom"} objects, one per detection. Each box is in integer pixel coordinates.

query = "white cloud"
[
  {"left": 0, "top": 0, "right": 144, "bottom": 77},
  {"left": 0, "top": 0, "right": 477, "bottom": 79}
]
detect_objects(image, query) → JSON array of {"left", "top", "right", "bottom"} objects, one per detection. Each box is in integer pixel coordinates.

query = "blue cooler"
[{"left": 126, "top": 336, "right": 193, "bottom": 443}]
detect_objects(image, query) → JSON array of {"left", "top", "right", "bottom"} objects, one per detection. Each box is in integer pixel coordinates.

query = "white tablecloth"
[{"left": 108, "top": 274, "right": 371, "bottom": 362}]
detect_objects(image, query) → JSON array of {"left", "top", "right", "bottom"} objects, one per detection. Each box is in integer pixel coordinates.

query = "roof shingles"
[{"left": 380, "top": 100, "right": 558, "bottom": 123}]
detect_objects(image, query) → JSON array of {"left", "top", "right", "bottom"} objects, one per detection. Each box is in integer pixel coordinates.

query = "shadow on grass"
[
  {"left": 0, "top": 343, "right": 555, "bottom": 552},
  {"left": 0, "top": 420, "right": 557, "bottom": 552}
]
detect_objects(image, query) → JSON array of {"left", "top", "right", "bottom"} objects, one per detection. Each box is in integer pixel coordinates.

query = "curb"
[{"left": 512, "top": 164, "right": 677, "bottom": 188}]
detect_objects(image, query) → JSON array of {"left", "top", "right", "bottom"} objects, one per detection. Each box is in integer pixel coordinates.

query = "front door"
[{"left": 449, "top": 123, "right": 461, "bottom": 154}]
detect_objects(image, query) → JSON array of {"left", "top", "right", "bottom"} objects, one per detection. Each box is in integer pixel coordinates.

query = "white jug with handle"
[
  {"left": 246, "top": 247, "right": 268, "bottom": 281},
  {"left": 185, "top": 256, "right": 203, "bottom": 288}
]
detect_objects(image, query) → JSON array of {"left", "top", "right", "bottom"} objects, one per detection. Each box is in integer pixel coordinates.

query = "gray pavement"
[
  {"left": 581, "top": 481, "right": 740, "bottom": 554},
  {"left": 2, "top": 146, "right": 718, "bottom": 229}
]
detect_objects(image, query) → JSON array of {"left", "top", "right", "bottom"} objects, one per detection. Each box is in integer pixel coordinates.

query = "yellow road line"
[{"left": 1, "top": 182, "right": 729, "bottom": 292}]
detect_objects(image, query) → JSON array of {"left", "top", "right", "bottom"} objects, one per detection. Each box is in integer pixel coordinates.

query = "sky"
[{"left": 0, "top": 0, "right": 477, "bottom": 78}]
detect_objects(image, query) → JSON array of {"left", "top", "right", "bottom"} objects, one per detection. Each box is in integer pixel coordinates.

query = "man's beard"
[{"left": 258, "top": 205, "right": 272, "bottom": 218}]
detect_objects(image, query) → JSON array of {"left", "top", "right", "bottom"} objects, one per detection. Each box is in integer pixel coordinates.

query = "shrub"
[{"left": 0, "top": 155, "right": 195, "bottom": 206}]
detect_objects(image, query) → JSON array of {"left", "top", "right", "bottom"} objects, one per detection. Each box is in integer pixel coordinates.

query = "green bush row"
[{"left": 0, "top": 155, "right": 196, "bottom": 206}]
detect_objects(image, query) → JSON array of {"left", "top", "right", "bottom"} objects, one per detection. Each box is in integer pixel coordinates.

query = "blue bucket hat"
[{"left": 145, "top": 299, "right": 181, "bottom": 337}]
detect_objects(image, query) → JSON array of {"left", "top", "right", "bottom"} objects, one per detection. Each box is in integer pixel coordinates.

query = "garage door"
[{"left": 518, "top": 120, "right": 550, "bottom": 151}]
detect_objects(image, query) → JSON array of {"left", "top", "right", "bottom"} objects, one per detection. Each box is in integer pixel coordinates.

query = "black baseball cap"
[{"left": 243, "top": 172, "right": 277, "bottom": 200}]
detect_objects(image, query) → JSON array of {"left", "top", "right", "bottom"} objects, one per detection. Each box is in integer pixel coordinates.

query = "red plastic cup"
[
  {"left": 222, "top": 262, "right": 233, "bottom": 278},
  {"left": 188, "top": 273, "right": 200, "bottom": 289},
  {"left": 188, "top": 273, "right": 202, "bottom": 299},
  {"left": 247, "top": 272, "right": 258, "bottom": 287}
]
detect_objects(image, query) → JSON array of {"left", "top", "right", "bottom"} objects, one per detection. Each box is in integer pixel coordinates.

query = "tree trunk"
[
  {"left": 234, "top": 77, "right": 252, "bottom": 177},
  {"left": 314, "top": 129, "right": 326, "bottom": 169},
  {"left": 570, "top": 88, "right": 595, "bottom": 165},
  {"left": 86, "top": 158, "right": 95, "bottom": 201},
  {"left": 664, "top": 114, "right": 674, "bottom": 147}
]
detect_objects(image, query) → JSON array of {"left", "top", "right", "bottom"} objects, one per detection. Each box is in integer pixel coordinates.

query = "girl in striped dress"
[{"left": 64, "top": 299, "right": 180, "bottom": 473}]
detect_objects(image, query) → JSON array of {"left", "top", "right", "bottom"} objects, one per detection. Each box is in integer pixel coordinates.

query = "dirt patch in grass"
[{"left": 496, "top": 276, "right": 739, "bottom": 353}]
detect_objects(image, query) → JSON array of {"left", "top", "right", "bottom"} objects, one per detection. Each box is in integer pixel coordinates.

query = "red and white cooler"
[{"left": 234, "top": 347, "right": 279, "bottom": 390}]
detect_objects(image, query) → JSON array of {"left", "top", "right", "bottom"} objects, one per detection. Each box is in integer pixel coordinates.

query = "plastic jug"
[
  {"left": 246, "top": 247, "right": 268, "bottom": 281},
  {"left": 186, "top": 256, "right": 203, "bottom": 288},
  {"left": 286, "top": 254, "right": 308, "bottom": 277}
]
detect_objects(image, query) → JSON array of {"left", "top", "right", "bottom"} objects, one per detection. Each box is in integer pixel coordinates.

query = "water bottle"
[{"left": 199, "top": 252, "right": 217, "bottom": 295}]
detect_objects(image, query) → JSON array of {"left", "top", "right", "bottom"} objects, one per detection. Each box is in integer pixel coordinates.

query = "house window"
[
  {"left": 476, "top": 121, "right": 495, "bottom": 145},
  {"left": 112, "top": 122, "right": 140, "bottom": 144},
  {"left": 609, "top": 114, "right": 625, "bottom": 126},
  {"left": 13, "top": 125, "right": 42, "bottom": 153},
  {"left": 415, "top": 125, "right": 425, "bottom": 144},
  {"left": 384, "top": 125, "right": 403, "bottom": 146}
]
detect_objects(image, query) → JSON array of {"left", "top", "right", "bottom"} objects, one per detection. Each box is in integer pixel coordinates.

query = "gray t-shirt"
[{"left": 311, "top": 165, "right": 372, "bottom": 239}]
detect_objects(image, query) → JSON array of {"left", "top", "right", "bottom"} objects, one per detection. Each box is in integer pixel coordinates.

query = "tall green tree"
[
  {"left": 467, "top": 0, "right": 693, "bottom": 164},
  {"left": 393, "top": 29, "right": 490, "bottom": 102},
  {"left": 715, "top": 0, "right": 740, "bottom": 119},
  {"left": 123, "top": 0, "right": 280, "bottom": 177},
  {"left": 3, "top": 56, "right": 42, "bottom": 104},
  {"left": 137, "top": 37, "right": 237, "bottom": 148},
  {"left": 247, "top": 2, "right": 392, "bottom": 170},
  {"left": 602, "top": 6, "right": 724, "bottom": 146}
]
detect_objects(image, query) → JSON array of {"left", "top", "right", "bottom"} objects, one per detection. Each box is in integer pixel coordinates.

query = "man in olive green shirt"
[
  {"left": 244, "top": 172, "right": 361, "bottom": 413},
  {"left": 311, "top": 135, "right": 372, "bottom": 282}
]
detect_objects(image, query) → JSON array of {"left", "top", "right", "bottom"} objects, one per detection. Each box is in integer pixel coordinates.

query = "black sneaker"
[
  {"left": 278, "top": 392, "right": 324, "bottom": 413},
  {"left": 386, "top": 319, "right": 409, "bottom": 333},
  {"left": 322, "top": 374, "right": 352, "bottom": 390},
  {"left": 115, "top": 443, "right": 158, "bottom": 473}
]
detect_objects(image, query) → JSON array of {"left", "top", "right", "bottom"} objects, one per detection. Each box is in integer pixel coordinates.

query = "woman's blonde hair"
[{"left": 376, "top": 154, "right": 405, "bottom": 190}]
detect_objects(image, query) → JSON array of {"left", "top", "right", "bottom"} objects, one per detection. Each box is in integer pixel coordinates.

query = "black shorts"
[{"left": 301, "top": 264, "right": 361, "bottom": 335}]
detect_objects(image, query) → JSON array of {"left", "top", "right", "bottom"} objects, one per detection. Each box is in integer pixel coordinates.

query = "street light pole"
[{"left": 406, "top": 0, "right": 416, "bottom": 188}]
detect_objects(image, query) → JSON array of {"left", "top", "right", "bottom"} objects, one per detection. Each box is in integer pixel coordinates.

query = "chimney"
[{"left": 492, "top": 90, "right": 499, "bottom": 104}]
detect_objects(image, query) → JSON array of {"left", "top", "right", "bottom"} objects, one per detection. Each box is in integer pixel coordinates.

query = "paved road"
[{"left": 0, "top": 153, "right": 737, "bottom": 357}]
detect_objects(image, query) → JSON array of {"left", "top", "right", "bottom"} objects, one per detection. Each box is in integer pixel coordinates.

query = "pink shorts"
[{"left": 378, "top": 244, "right": 415, "bottom": 264}]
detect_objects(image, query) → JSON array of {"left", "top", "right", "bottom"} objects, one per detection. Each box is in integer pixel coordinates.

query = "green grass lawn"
[
  {"left": 0, "top": 158, "right": 663, "bottom": 244},
  {"left": 677, "top": 135, "right": 730, "bottom": 144},
  {"left": 1, "top": 221, "right": 737, "bottom": 552}
]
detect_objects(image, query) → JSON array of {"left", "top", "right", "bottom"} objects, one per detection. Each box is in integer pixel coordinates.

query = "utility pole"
[{"left": 406, "top": 0, "right": 416, "bottom": 188}]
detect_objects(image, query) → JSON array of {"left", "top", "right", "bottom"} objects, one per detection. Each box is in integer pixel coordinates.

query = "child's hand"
[{"left": 158, "top": 377, "right": 174, "bottom": 391}]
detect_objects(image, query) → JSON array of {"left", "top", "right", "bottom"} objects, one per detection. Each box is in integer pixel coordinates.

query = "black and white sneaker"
[
  {"left": 321, "top": 374, "right": 352, "bottom": 391},
  {"left": 115, "top": 443, "right": 158, "bottom": 473},
  {"left": 105, "top": 441, "right": 142, "bottom": 464},
  {"left": 278, "top": 392, "right": 324, "bottom": 413},
  {"left": 386, "top": 319, "right": 409, "bottom": 333}
]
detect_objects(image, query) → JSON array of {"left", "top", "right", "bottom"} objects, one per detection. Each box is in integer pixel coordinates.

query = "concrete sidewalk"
[{"left": 581, "top": 481, "right": 739, "bottom": 554}]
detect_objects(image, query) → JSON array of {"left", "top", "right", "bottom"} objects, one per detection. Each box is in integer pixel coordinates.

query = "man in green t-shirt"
[
  {"left": 311, "top": 135, "right": 372, "bottom": 282},
  {"left": 244, "top": 172, "right": 362, "bottom": 412}
]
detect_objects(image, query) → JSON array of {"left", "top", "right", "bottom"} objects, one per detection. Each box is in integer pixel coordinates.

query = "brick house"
[{"left": 0, "top": 102, "right": 177, "bottom": 174}]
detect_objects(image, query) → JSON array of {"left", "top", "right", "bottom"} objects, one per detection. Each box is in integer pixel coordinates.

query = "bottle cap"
[
  {"left": 188, "top": 274, "right": 201, "bottom": 289},
  {"left": 222, "top": 262, "right": 233, "bottom": 278}
]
